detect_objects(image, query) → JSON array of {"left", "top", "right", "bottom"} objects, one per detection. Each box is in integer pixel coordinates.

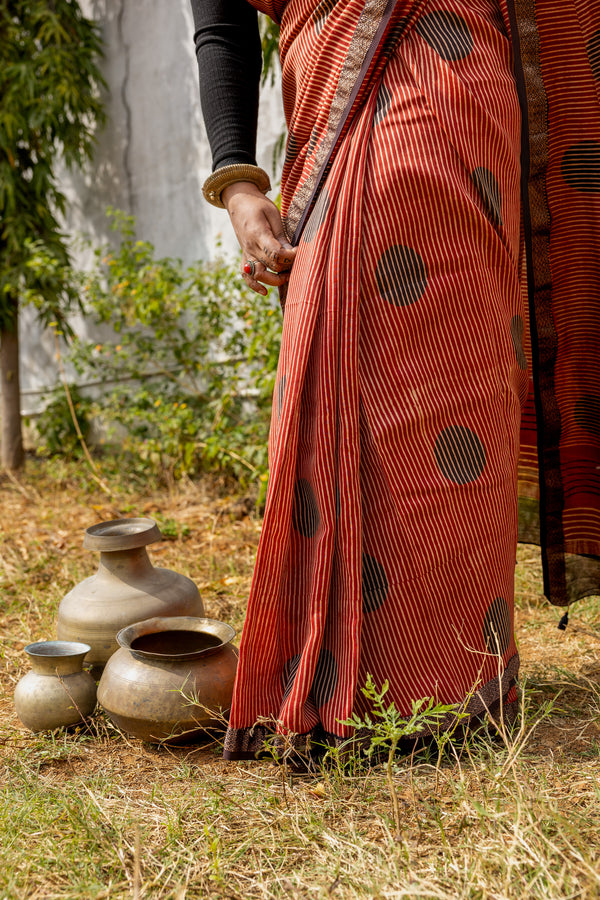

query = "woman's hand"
[{"left": 222, "top": 182, "right": 296, "bottom": 295}]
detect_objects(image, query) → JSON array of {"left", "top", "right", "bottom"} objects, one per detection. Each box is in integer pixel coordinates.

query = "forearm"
[
  {"left": 190, "top": 2, "right": 295, "bottom": 294},
  {"left": 190, "top": 0, "right": 262, "bottom": 170}
]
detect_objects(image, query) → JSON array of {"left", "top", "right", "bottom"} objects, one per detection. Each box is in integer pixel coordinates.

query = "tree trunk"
[{"left": 1, "top": 315, "right": 25, "bottom": 471}]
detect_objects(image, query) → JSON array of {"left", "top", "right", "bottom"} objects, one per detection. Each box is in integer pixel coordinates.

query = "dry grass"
[{"left": 1, "top": 459, "right": 600, "bottom": 899}]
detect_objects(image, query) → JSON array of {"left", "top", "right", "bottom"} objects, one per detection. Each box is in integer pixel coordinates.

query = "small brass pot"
[
  {"left": 14, "top": 641, "right": 97, "bottom": 732},
  {"left": 97, "top": 616, "right": 238, "bottom": 743}
]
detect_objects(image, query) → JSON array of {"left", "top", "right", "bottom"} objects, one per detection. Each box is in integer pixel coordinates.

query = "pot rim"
[
  {"left": 83, "top": 517, "right": 162, "bottom": 552},
  {"left": 116, "top": 616, "right": 236, "bottom": 661},
  {"left": 25, "top": 640, "right": 91, "bottom": 659}
]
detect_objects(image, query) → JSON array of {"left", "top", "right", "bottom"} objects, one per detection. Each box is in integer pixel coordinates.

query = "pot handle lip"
[
  {"left": 115, "top": 616, "right": 236, "bottom": 660},
  {"left": 25, "top": 640, "right": 92, "bottom": 659},
  {"left": 83, "top": 517, "right": 162, "bottom": 551}
]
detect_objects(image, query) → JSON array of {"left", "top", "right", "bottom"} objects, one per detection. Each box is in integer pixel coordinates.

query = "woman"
[{"left": 191, "top": 0, "right": 600, "bottom": 761}]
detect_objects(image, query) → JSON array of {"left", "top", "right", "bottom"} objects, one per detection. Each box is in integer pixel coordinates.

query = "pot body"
[
  {"left": 14, "top": 641, "right": 97, "bottom": 732},
  {"left": 56, "top": 518, "right": 204, "bottom": 673},
  {"left": 97, "top": 616, "right": 238, "bottom": 743}
]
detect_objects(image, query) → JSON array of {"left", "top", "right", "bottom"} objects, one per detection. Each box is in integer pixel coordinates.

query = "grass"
[{"left": 1, "top": 459, "right": 600, "bottom": 899}]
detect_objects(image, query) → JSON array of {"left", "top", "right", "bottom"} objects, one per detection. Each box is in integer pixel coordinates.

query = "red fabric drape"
[{"left": 223, "top": 0, "right": 600, "bottom": 759}]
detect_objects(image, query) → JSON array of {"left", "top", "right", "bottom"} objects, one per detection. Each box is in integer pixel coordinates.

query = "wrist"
[
  {"left": 222, "top": 181, "right": 265, "bottom": 210},
  {"left": 202, "top": 164, "right": 271, "bottom": 208}
]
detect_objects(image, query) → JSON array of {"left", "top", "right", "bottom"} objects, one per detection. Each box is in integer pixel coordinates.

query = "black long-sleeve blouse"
[{"left": 190, "top": 0, "right": 263, "bottom": 170}]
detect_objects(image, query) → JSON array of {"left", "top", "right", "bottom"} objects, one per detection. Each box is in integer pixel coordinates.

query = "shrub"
[
  {"left": 65, "top": 211, "right": 281, "bottom": 491},
  {"left": 31, "top": 384, "right": 93, "bottom": 459}
]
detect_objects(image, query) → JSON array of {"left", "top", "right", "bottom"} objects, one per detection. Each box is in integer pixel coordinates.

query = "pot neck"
[
  {"left": 29, "top": 654, "right": 86, "bottom": 676},
  {"left": 97, "top": 546, "right": 155, "bottom": 579}
]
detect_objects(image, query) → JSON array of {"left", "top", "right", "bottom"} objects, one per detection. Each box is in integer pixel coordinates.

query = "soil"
[{"left": 1, "top": 464, "right": 599, "bottom": 787}]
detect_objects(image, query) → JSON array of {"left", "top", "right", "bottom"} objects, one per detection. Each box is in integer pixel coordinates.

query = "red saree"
[{"left": 223, "top": 0, "right": 600, "bottom": 760}]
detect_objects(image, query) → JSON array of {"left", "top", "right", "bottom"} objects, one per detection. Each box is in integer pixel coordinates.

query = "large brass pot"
[
  {"left": 97, "top": 616, "right": 237, "bottom": 743},
  {"left": 57, "top": 518, "right": 204, "bottom": 675}
]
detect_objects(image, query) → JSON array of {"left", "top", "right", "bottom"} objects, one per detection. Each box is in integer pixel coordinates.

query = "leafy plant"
[
  {"left": 154, "top": 516, "right": 191, "bottom": 541},
  {"left": 259, "top": 15, "right": 280, "bottom": 87},
  {"left": 340, "top": 675, "right": 464, "bottom": 836},
  {"left": 64, "top": 211, "right": 281, "bottom": 492},
  {"left": 31, "top": 384, "right": 92, "bottom": 459}
]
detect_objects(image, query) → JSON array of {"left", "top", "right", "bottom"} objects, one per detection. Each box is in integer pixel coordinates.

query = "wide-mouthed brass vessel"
[{"left": 97, "top": 616, "right": 237, "bottom": 743}]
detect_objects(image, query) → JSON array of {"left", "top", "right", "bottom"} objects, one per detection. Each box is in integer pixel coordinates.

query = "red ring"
[{"left": 243, "top": 261, "right": 255, "bottom": 277}]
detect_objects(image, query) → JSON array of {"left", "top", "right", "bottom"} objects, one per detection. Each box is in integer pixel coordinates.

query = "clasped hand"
[{"left": 222, "top": 182, "right": 297, "bottom": 295}]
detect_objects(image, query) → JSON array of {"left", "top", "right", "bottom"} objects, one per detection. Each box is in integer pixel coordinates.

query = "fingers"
[
  {"left": 262, "top": 206, "right": 296, "bottom": 271},
  {"left": 222, "top": 184, "right": 298, "bottom": 295},
  {"left": 241, "top": 258, "right": 291, "bottom": 296},
  {"left": 242, "top": 212, "right": 296, "bottom": 274},
  {"left": 240, "top": 209, "right": 296, "bottom": 295}
]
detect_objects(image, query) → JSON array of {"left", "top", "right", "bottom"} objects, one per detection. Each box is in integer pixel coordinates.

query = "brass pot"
[
  {"left": 56, "top": 518, "right": 204, "bottom": 675},
  {"left": 97, "top": 616, "right": 238, "bottom": 743},
  {"left": 14, "top": 641, "right": 97, "bottom": 732}
]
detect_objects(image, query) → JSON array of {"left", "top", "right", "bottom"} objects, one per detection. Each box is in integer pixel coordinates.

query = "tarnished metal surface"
[
  {"left": 98, "top": 616, "right": 238, "bottom": 743},
  {"left": 57, "top": 518, "right": 204, "bottom": 672},
  {"left": 14, "top": 641, "right": 97, "bottom": 732}
]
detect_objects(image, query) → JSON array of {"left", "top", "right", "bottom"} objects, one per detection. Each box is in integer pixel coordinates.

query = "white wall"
[{"left": 20, "top": 0, "right": 285, "bottom": 413}]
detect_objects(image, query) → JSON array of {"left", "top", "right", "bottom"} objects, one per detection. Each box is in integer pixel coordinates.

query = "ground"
[{"left": 1, "top": 459, "right": 599, "bottom": 899}]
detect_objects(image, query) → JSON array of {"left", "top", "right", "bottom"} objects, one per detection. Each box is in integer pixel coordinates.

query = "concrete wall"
[{"left": 20, "top": 0, "right": 284, "bottom": 413}]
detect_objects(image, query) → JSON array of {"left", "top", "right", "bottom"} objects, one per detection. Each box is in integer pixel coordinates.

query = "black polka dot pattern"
[
  {"left": 362, "top": 553, "right": 388, "bottom": 613},
  {"left": 374, "top": 82, "right": 392, "bottom": 126},
  {"left": 472, "top": 167, "right": 502, "bottom": 227},
  {"left": 312, "top": 648, "right": 338, "bottom": 707},
  {"left": 483, "top": 596, "right": 511, "bottom": 655},
  {"left": 282, "top": 654, "right": 301, "bottom": 702},
  {"left": 510, "top": 315, "right": 527, "bottom": 371},
  {"left": 382, "top": 16, "right": 411, "bottom": 56},
  {"left": 286, "top": 131, "right": 299, "bottom": 161},
  {"left": 303, "top": 188, "right": 330, "bottom": 243},
  {"left": 313, "top": 0, "right": 337, "bottom": 35},
  {"left": 416, "top": 11, "right": 474, "bottom": 61},
  {"left": 574, "top": 395, "right": 600, "bottom": 438},
  {"left": 375, "top": 245, "right": 427, "bottom": 306},
  {"left": 434, "top": 425, "right": 486, "bottom": 484},
  {"left": 292, "top": 478, "right": 320, "bottom": 537},
  {"left": 587, "top": 30, "right": 600, "bottom": 81},
  {"left": 561, "top": 141, "right": 600, "bottom": 192},
  {"left": 281, "top": 649, "right": 338, "bottom": 707}
]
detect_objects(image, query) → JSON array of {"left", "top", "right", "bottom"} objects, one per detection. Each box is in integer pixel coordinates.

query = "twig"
[
  {"left": 2, "top": 466, "right": 41, "bottom": 501},
  {"left": 386, "top": 734, "right": 402, "bottom": 839},
  {"left": 195, "top": 441, "right": 258, "bottom": 474},
  {"left": 133, "top": 825, "right": 141, "bottom": 900},
  {"left": 53, "top": 331, "right": 114, "bottom": 497},
  {"left": 564, "top": 625, "right": 600, "bottom": 643},
  {"left": 55, "top": 670, "right": 96, "bottom": 738}
]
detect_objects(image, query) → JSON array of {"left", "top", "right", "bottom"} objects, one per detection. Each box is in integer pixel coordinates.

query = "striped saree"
[{"left": 223, "top": 0, "right": 600, "bottom": 759}]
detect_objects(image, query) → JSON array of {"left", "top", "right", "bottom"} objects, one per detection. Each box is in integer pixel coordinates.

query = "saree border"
[
  {"left": 506, "top": 0, "right": 568, "bottom": 604},
  {"left": 285, "top": 0, "right": 416, "bottom": 244},
  {"left": 223, "top": 655, "right": 520, "bottom": 761}
]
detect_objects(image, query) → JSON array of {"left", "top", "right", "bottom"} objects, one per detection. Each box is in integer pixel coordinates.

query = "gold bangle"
[{"left": 202, "top": 164, "right": 271, "bottom": 208}]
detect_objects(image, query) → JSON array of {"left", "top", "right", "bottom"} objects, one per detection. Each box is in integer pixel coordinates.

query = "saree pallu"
[{"left": 223, "top": 0, "right": 600, "bottom": 759}]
